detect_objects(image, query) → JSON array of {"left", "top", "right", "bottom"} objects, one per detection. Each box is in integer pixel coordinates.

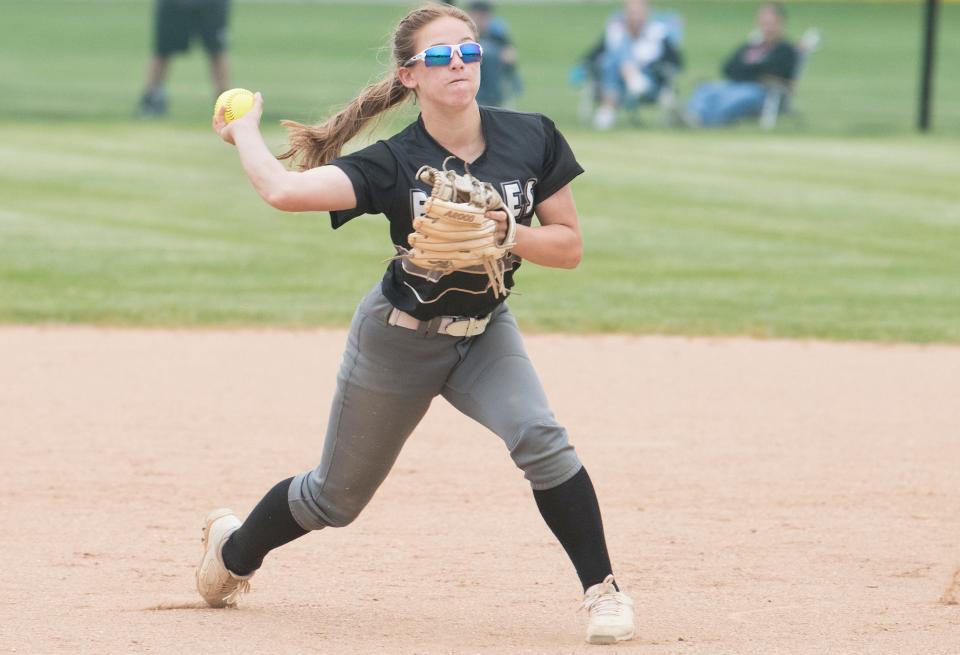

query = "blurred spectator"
[
  {"left": 684, "top": 2, "right": 798, "bottom": 127},
  {"left": 590, "top": 0, "right": 683, "bottom": 130},
  {"left": 136, "top": 0, "right": 232, "bottom": 118},
  {"left": 466, "top": 1, "right": 522, "bottom": 108}
]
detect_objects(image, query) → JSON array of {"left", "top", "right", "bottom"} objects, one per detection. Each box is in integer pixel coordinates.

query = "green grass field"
[{"left": 1, "top": 1, "right": 958, "bottom": 341}]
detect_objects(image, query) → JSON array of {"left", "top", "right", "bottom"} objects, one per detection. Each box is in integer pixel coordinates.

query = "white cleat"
[
  {"left": 195, "top": 508, "right": 253, "bottom": 608},
  {"left": 582, "top": 574, "right": 636, "bottom": 645}
]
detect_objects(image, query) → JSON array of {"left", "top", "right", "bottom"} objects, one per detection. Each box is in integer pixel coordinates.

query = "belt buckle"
[{"left": 446, "top": 316, "right": 484, "bottom": 337}]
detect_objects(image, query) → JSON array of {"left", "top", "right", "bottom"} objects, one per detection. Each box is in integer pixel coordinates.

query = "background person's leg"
[
  {"left": 594, "top": 51, "right": 625, "bottom": 129},
  {"left": 685, "top": 81, "right": 726, "bottom": 126},
  {"left": 198, "top": 0, "right": 231, "bottom": 95},
  {"left": 138, "top": 0, "right": 188, "bottom": 117},
  {"left": 144, "top": 55, "right": 170, "bottom": 91},
  {"left": 706, "top": 82, "right": 768, "bottom": 126},
  {"left": 208, "top": 53, "right": 229, "bottom": 97},
  {"left": 137, "top": 56, "right": 170, "bottom": 118}
]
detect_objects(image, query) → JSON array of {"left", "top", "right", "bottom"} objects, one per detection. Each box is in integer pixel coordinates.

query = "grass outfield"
[
  {"left": 1, "top": 1, "right": 959, "bottom": 341},
  {"left": 3, "top": 1, "right": 960, "bottom": 131}
]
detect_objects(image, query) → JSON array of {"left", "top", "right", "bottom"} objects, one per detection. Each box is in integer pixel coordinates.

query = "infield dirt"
[{"left": 1, "top": 327, "right": 958, "bottom": 654}]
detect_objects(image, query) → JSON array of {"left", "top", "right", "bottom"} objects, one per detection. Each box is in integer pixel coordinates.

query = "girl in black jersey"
[{"left": 197, "top": 3, "right": 635, "bottom": 645}]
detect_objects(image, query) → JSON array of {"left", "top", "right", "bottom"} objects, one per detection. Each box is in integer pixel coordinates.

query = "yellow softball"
[{"left": 213, "top": 88, "right": 255, "bottom": 123}]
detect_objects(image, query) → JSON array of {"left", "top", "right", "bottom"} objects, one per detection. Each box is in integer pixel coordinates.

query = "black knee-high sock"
[
  {"left": 221, "top": 477, "right": 309, "bottom": 576},
  {"left": 533, "top": 467, "right": 615, "bottom": 591}
]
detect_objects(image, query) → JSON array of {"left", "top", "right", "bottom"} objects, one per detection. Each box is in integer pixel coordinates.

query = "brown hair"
[{"left": 278, "top": 4, "right": 478, "bottom": 171}]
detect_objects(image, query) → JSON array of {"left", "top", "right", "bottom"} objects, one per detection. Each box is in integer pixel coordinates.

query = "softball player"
[{"left": 199, "top": 4, "right": 634, "bottom": 645}]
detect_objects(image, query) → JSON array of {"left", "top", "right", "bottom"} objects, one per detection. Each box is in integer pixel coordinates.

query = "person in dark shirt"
[
  {"left": 466, "top": 1, "right": 522, "bottom": 107},
  {"left": 685, "top": 2, "right": 797, "bottom": 127},
  {"left": 197, "top": 3, "right": 636, "bottom": 646}
]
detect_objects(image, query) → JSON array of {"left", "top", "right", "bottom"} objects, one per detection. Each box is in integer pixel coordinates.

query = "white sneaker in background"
[
  {"left": 593, "top": 105, "right": 616, "bottom": 130},
  {"left": 624, "top": 69, "right": 652, "bottom": 100},
  {"left": 195, "top": 508, "right": 253, "bottom": 608},
  {"left": 582, "top": 574, "right": 636, "bottom": 645}
]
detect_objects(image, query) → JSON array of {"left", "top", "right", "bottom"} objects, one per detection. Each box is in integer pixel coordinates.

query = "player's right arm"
[{"left": 213, "top": 93, "right": 356, "bottom": 213}]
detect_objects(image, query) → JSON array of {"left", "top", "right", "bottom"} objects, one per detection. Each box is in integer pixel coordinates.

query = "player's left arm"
[{"left": 489, "top": 184, "right": 582, "bottom": 269}]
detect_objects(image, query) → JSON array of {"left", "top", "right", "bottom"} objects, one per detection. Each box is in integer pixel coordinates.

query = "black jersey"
[
  {"left": 723, "top": 41, "right": 798, "bottom": 82},
  {"left": 329, "top": 106, "right": 584, "bottom": 321}
]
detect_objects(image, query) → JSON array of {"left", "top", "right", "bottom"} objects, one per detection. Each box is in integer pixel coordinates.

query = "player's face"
[{"left": 401, "top": 16, "right": 481, "bottom": 110}]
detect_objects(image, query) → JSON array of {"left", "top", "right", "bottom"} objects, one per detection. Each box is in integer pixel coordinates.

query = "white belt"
[{"left": 387, "top": 307, "right": 491, "bottom": 337}]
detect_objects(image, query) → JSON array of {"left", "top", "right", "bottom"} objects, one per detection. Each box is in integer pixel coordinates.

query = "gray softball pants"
[{"left": 288, "top": 284, "right": 582, "bottom": 531}]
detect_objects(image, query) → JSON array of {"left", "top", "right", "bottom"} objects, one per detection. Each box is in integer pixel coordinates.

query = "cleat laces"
[{"left": 581, "top": 575, "right": 624, "bottom": 616}]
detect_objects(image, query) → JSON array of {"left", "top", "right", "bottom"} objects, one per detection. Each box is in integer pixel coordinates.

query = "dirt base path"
[{"left": 1, "top": 327, "right": 958, "bottom": 654}]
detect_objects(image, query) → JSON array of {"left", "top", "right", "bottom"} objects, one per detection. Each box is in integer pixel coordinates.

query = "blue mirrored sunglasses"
[{"left": 403, "top": 42, "right": 483, "bottom": 68}]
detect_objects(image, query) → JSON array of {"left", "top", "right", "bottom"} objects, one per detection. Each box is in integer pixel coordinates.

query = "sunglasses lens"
[
  {"left": 424, "top": 45, "right": 453, "bottom": 67},
  {"left": 460, "top": 43, "right": 482, "bottom": 63}
]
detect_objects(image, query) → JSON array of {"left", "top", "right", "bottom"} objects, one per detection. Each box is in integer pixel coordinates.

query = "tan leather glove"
[{"left": 403, "top": 157, "right": 517, "bottom": 298}]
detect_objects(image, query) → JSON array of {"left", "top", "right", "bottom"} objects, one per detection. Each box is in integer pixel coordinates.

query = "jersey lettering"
[
  {"left": 501, "top": 181, "right": 523, "bottom": 218},
  {"left": 410, "top": 189, "right": 428, "bottom": 218},
  {"left": 524, "top": 178, "right": 537, "bottom": 215},
  {"left": 500, "top": 179, "right": 537, "bottom": 220}
]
